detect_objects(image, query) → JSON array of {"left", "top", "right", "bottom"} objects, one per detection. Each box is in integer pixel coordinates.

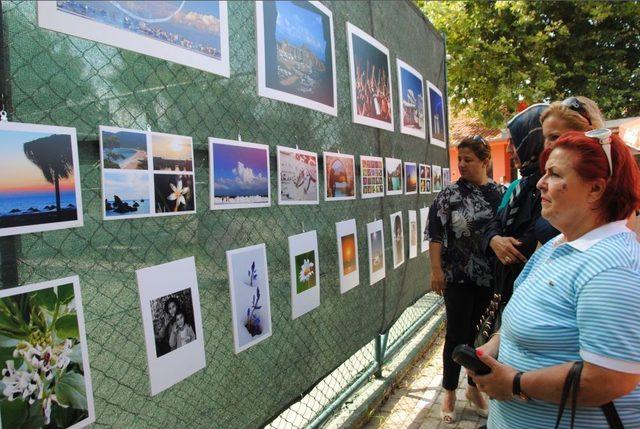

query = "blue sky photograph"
[
  {"left": 429, "top": 87, "right": 445, "bottom": 139},
  {"left": 275, "top": 1, "right": 326, "bottom": 61},
  {"left": 213, "top": 144, "right": 269, "bottom": 197},
  {"left": 401, "top": 68, "right": 423, "bottom": 104}
]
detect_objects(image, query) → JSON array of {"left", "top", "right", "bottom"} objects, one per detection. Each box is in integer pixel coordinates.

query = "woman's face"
[
  {"left": 458, "top": 147, "right": 488, "bottom": 183},
  {"left": 537, "top": 148, "right": 594, "bottom": 230},
  {"left": 167, "top": 301, "right": 177, "bottom": 317},
  {"left": 542, "top": 115, "right": 575, "bottom": 149},
  {"left": 506, "top": 140, "right": 522, "bottom": 169}
]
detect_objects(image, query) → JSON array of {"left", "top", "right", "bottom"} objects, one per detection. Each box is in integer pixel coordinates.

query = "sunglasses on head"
[
  {"left": 562, "top": 97, "right": 592, "bottom": 126},
  {"left": 472, "top": 135, "right": 489, "bottom": 146}
]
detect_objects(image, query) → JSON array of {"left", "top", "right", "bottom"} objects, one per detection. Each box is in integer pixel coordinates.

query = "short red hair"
[{"left": 540, "top": 131, "right": 640, "bottom": 222}]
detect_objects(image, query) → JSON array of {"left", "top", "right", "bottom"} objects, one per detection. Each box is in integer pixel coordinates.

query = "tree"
[
  {"left": 24, "top": 135, "right": 74, "bottom": 212},
  {"left": 418, "top": 1, "right": 640, "bottom": 127}
]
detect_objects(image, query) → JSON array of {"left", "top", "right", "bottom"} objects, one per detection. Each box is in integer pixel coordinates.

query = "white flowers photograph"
[
  {"left": 154, "top": 175, "right": 195, "bottom": 213},
  {"left": 0, "top": 276, "right": 94, "bottom": 429},
  {"left": 288, "top": 230, "right": 320, "bottom": 319}
]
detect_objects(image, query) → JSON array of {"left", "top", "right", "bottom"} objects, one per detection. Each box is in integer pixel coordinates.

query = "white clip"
[
  {"left": 302, "top": 222, "right": 305, "bottom": 232},
  {"left": 238, "top": 133, "right": 242, "bottom": 142},
  {"left": 0, "top": 110, "right": 7, "bottom": 122},
  {"left": 146, "top": 124, "right": 152, "bottom": 132},
  {"left": 295, "top": 144, "right": 299, "bottom": 150}
]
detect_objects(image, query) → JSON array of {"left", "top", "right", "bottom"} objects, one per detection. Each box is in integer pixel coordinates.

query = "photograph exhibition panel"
[
  {"left": 136, "top": 257, "right": 206, "bottom": 396},
  {"left": 347, "top": 22, "right": 394, "bottom": 131},
  {"left": 37, "top": 1, "right": 230, "bottom": 77},
  {"left": 335, "top": 219, "right": 359, "bottom": 294},
  {"left": 397, "top": 59, "right": 426, "bottom": 139},
  {"left": 289, "top": 230, "right": 321, "bottom": 319},
  {"left": 100, "top": 126, "right": 196, "bottom": 220},
  {"left": 210, "top": 138, "right": 271, "bottom": 210},
  {"left": 256, "top": 1, "right": 337, "bottom": 115},
  {"left": 0, "top": 121, "right": 83, "bottom": 237},
  {"left": 0, "top": 276, "right": 95, "bottom": 429}
]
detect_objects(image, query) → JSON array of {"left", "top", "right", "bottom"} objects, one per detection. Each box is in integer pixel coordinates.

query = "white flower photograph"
[{"left": 288, "top": 230, "right": 320, "bottom": 319}]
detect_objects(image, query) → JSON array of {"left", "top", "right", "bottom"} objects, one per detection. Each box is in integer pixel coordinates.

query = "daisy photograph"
[{"left": 288, "top": 230, "right": 320, "bottom": 319}]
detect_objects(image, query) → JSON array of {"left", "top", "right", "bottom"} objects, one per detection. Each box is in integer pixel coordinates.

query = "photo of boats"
[{"left": 257, "top": 0, "right": 336, "bottom": 115}]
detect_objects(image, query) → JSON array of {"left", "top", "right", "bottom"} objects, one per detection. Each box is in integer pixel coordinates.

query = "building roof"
[{"left": 449, "top": 111, "right": 504, "bottom": 145}]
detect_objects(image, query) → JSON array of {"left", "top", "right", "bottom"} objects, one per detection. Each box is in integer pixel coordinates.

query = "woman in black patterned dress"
[{"left": 427, "top": 136, "right": 503, "bottom": 423}]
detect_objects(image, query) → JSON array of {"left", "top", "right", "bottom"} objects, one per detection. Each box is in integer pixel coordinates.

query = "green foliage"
[
  {"left": 418, "top": 0, "right": 640, "bottom": 127},
  {"left": 55, "top": 372, "right": 87, "bottom": 409},
  {"left": 54, "top": 314, "right": 79, "bottom": 340}
]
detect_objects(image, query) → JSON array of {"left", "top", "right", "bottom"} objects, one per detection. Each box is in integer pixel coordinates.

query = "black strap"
[
  {"left": 602, "top": 402, "right": 624, "bottom": 429},
  {"left": 555, "top": 361, "right": 624, "bottom": 429}
]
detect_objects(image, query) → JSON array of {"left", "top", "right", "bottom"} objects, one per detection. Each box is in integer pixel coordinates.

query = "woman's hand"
[
  {"left": 490, "top": 235, "right": 527, "bottom": 265},
  {"left": 430, "top": 267, "right": 446, "bottom": 296},
  {"left": 476, "top": 334, "right": 500, "bottom": 359},
  {"left": 469, "top": 349, "right": 518, "bottom": 401}
]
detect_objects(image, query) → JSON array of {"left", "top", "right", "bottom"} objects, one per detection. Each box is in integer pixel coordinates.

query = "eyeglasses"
[
  {"left": 472, "top": 135, "right": 489, "bottom": 147},
  {"left": 585, "top": 128, "right": 613, "bottom": 177},
  {"left": 562, "top": 97, "right": 592, "bottom": 126}
]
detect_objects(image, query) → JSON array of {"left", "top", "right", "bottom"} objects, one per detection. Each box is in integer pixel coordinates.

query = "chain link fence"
[{"left": 0, "top": 1, "right": 448, "bottom": 427}]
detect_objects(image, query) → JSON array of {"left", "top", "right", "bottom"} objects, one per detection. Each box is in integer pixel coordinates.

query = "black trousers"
[{"left": 442, "top": 283, "right": 493, "bottom": 391}]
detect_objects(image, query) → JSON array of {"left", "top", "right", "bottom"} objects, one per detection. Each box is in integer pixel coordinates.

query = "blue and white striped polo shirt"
[{"left": 488, "top": 220, "right": 640, "bottom": 429}]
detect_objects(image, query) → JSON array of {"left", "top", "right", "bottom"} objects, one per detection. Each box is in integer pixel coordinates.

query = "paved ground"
[{"left": 363, "top": 333, "right": 487, "bottom": 429}]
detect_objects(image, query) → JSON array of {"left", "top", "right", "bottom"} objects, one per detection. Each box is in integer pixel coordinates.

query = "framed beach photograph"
[
  {"left": 359, "top": 155, "right": 384, "bottom": 199},
  {"left": 419, "top": 163, "right": 432, "bottom": 194},
  {"left": 427, "top": 81, "right": 447, "bottom": 148},
  {"left": 0, "top": 276, "right": 95, "bottom": 429},
  {"left": 397, "top": 59, "right": 426, "bottom": 139},
  {"left": 288, "top": 230, "right": 320, "bottom": 319},
  {"left": 256, "top": 1, "right": 337, "bottom": 116},
  {"left": 432, "top": 164, "right": 443, "bottom": 193},
  {"left": 404, "top": 162, "right": 418, "bottom": 195},
  {"left": 324, "top": 152, "right": 356, "bottom": 201},
  {"left": 210, "top": 138, "right": 271, "bottom": 210},
  {"left": 226, "top": 244, "right": 272, "bottom": 353},
  {"left": 277, "top": 146, "right": 319, "bottom": 205},
  {"left": 346, "top": 22, "right": 394, "bottom": 131},
  {"left": 442, "top": 167, "right": 451, "bottom": 187},
  {"left": 408, "top": 210, "right": 418, "bottom": 259},
  {"left": 37, "top": 1, "right": 230, "bottom": 77},
  {"left": 136, "top": 257, "right": 206, "bottom": 396},
  {"left": 100, "top": 126, "right": 196, "bottom": 219},
  {"left": 390, "top": 211, "right": 405, "bottom": 269},
  {"left": 366, "top": 219, "right": 385, "bottom": 286},
  {"left": 420, "top": 207, "right": 430, "bottom": 253},
  {"left": 385, "top": 157, "right": 403, "bottom": 196},
  {"left": 0, "top": 121, "right": 83, "bottom": 237},
  {"left": 336, "top": 219, "right": 359, "bottom": 294}
]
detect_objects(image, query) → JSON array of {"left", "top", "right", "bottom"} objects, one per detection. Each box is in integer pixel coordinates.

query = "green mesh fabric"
[{"left": 0, "top": 1, "right": 447, "bottom": 427}]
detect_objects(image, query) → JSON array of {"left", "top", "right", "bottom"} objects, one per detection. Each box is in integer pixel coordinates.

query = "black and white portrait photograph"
[{"left": 151, "top": 288, "right": 197, "bottom": 358}]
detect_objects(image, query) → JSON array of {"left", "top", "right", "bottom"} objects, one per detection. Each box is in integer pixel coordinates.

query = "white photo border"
[
  {"left": 0, "top": 276, "right": 96, "bottom": 428},
  {"left": 256, "top": 1, "right": 337, "bottom": 116},
  {"left": 336, "top": 219, "right": 359, "bottom": 294},
  {"left": 323, "top": 151, "right": 357, "bottom": 201},
  {"left": 346, "top": 22, "right": 394, "bottom": 131},
  {"left": 427, "top": 80, "right": 447, "bottom": 148},
  {"left": 276, "top": 145, "right": 320, "bottom": 206},
  {"left": 359, "top": 155, "right": 384, "bottom": 199},
  {"left": 209, "top": 137, "right": 272, "bottom": 210},
  {"left": 226, "top": 243, "right": 273, "bottom": 353},
  {"left": 37, "top": 1, "right": 230, "bottom": 77},
  {"left": 420, "top": 206, "right": 430, "bottom": 253},
  {"left": 404, "top": 161, "right": 418, "bottom": 195},
  {"left": 390, "top": 210, "right": 405, "bottom": 269},
  {"left": 397, "top": 59, "right": 426, "bottom": 139},
  {"left": 366, "top": 219, "right": 386, "bottom": 286},
  {"left": 385, "top": 157, "right": 403, "bottom": 196},
  {"left": 418, "top": 163, "right": 432, "bottom": 195},
  {"left": 408, "top": 209, "right": 418, "bottom": 259},
  {"left": 432, "top": 164, "right": 443, "bottom": 193},
  {"left": 136, "top": 257, "right": 206, "bottom": 396},
  {"left": 289, "top": 230, "right": 321, "bottom": 319},
  {"left": 0, "top": 121, "right": 84, "bottom": 237}
]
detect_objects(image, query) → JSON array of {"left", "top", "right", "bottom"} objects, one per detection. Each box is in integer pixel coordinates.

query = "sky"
[
  {"left": 103, "top": 170, "right": 149, "bottom": 201},
  {"left": 152, "top": 134, "right": 192, "bottom": 160},
  {"left": 401, "top": 67, "right": 423, "bottom": 103},
  {"left": 213, "top": 143, "right": 269, "bottom": 194},
  {"left": 0, "top": 130, "right": 75, "bottom": 194},
  {"left": 275, "top": 1, "right": 326, "bottom": 61},
  {"left": 405, "top": 163, "right": 417, "bottom": 179},
  {"left": 429, "top": 87, "right": 444, "bottom": 120}
]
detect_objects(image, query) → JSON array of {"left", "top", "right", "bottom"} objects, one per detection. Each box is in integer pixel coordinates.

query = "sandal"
[
  {"left": 466, "top": 390, "right": 489, "bottom": 418},
  {"left": 440, "top": 408, "right": 457, "bottom": 424}
]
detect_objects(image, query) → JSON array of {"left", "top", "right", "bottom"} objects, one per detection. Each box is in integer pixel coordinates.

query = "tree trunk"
[{"left": 54, "top": 176, "right": 61, "bottom": 212}]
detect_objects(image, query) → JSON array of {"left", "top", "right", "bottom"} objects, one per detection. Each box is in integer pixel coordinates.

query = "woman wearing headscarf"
[{"left": 482, "top": 104, "right": 557, "bottom": 311}]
